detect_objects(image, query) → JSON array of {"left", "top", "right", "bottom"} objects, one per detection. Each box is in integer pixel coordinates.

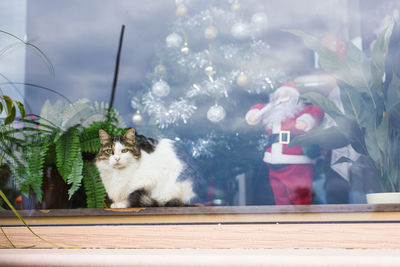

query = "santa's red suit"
[{"left": 246, "top": 83, "right": 324, "bottom": 205}]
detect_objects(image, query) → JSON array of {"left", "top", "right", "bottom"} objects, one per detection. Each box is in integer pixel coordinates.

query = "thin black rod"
[{"left": 108, "top": 24, "right": 125, "bottom": 114}]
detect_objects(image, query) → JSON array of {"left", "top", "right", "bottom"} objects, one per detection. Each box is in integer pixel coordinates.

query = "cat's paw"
[{"left": 111, "top": 201, "right": 128, "bottom": 208}]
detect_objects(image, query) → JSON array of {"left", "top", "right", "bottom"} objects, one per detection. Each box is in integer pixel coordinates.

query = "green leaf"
[
  {"left": 338, "top": 82, "right": 373, "bottom": 128},
  {"left": 66, "top": 155, "right": 83, "bottom": 199},
  {"left": 83, "top": 160, "right": 106, "bottom": 208},
  {"left": 16, "top": 101, "right": 25, "bottom": 118},
  {"left": 22, "top": 138, "right": 50, "bottom": 202},
  {"left": 284, "top": 29, "right": 355, "bottom": 86},
  {"left": 4, "top": 105, "right": 16, "bottom": 125},
  {"left": 286, "top": 29, "right": 378, "bottom": 108},
  {"left": 365, "top": 115, "right": 381, "bottom": 166},
  {"left": 371, "top": 29, "right": 388, "bottom": 98},
  {"left": 387, "top": 74, "right": 400, "bottom": 130},
  {"left": 288, "top": 126, "right": 349, "bottom": 150},
  {"left": 346, "top": 41, "right": 370, "bottom": 90},
  {"left": 55, "top": 127, "right": 81, "bottom": 180},
  {"left": 376, "top": 113, "right": 389, "bottom": 154},
  {"left": 334, "top": 115, "right": 362, "bottom": 143},
  {"left": 301, "top": 92, "right": 342, "bottom": 118}
]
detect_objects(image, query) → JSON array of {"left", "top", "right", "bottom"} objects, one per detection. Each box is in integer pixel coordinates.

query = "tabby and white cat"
[{"left": 95, "top": 128, "right": 201, "bottom": 208}]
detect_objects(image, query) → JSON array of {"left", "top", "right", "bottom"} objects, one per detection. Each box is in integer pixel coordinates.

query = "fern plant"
[{"left": 8, "top": 111, "right": 128, "bottom": 208}]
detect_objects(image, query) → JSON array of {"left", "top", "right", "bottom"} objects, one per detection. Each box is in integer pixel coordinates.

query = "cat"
[{"left": 95, "top": 128, "right": 203, "bottom": 208}]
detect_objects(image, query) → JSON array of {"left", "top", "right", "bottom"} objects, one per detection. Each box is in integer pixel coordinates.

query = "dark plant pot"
[{"left": 22, "top": 167, "right": 72, "bottom": 209}]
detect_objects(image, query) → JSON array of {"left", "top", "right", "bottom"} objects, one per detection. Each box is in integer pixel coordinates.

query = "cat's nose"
[{"left": 115, "top": 157, "right": 120, "bottom": 162}]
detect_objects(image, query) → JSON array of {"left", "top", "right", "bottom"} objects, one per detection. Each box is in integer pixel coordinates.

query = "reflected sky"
[{"left": 24, "top": 0, "right": 398, "bottom": 130}]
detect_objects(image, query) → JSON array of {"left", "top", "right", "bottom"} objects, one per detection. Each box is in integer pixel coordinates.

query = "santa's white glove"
[
  {"left": 245, "top": 109, "right": 262, "bottom": 125},
  {"left": 295, "top": 114, "right": 315, "bottom": 132}
]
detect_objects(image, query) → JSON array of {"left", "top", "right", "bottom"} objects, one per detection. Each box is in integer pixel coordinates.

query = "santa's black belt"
[{"left": 266, "top": 131, "right": 300, "bottom": 147}]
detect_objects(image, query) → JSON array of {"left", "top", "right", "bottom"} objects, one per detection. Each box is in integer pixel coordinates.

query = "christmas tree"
[{"left": 131, "top": 0, "right": 289, "bottom": 205}]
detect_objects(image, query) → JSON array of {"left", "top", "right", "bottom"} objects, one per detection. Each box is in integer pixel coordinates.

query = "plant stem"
[
  {"left": 0, "top": 189, "right": 65, "bottom": 248},
  {"left": 0, "top": 226, "right": 16, "bottom": 248}
]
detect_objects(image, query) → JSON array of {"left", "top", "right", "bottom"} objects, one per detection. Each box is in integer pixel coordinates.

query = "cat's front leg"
[{"left": 110, "top": 200, "right": 129, "bottom": 208}]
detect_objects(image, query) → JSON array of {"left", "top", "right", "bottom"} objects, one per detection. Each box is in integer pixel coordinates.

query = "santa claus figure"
[{"left": 245, "top": 83, "right": 324, "bottom": 205}]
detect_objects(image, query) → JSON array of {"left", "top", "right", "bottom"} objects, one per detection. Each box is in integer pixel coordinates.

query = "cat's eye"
[
  {"left": 105, "top": 149, "right": 113, "bottom": 154},
  {"left": 121, "top": 148, "right": 129, "bottom": 153}
]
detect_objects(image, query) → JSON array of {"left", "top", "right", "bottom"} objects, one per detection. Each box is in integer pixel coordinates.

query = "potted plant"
[
  {"left": 7, "top": 99, "right": 130, "bottom": 209},
  {"left": 285, "top": 23, "right": 400, "bottom": 203}
]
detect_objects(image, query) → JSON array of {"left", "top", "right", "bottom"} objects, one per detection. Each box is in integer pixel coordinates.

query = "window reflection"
[{"left": 2, "top": 0, "right": 399, "bottom": 208}]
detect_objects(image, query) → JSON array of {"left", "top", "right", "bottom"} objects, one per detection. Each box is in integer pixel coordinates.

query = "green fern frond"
[
  {"left": 55, "top": 126, "right": 81, "bottom": 180},
  {"left": 23, "top": 138, "right": 50, "bottom": 202},
  {"left": 66, "top": 154, "right": 83, "bottom": 199},
  {"left": 80, "top": 123, "right": 103, "bottom": 153},
  {"left": 82, "top": 160, "right": 106, "bottom": 208}
]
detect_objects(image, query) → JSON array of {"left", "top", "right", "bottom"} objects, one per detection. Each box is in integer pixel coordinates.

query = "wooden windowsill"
[{"left": 1, "top": 204, "right": 400, "bottom": 249}]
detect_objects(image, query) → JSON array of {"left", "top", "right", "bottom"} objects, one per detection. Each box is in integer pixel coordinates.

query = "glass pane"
[{"left": 2, "top": 0, "right": 399, "bottom": 209}]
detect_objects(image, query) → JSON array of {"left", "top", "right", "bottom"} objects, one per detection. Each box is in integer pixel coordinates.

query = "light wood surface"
[
  {"left": 1, "top": 205, "right": 400, "bottom": 249},
  {"left": 1, "top": 223, "right": 400, "bottom": 249}
]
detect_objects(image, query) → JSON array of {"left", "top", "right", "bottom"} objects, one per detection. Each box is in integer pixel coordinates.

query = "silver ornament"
[
  {"left": 231, "top": 22, "right": 250, "bottom": 39},
  {"left": 151, "top": 80, "right": 170, "bottom": 98},
  {"left": 166, "top": 32, "right": 183, "bottom": 48},
  {"left": 251, "top": 12, "right": 268, "bottom": 31},
  {"left": 207, "top": 104, "right": 226, "bottom": 123}
]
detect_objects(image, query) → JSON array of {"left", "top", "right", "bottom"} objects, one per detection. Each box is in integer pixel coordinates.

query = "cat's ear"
[
  {"left": 124, "top": 128, "right": 136, "bottom": 145},
  {"left": 99, "top": 129, "right": 111, "bottom": 145}
]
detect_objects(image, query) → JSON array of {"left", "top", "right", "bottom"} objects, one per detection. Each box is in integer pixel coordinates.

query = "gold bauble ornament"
[
  {"left": 176, "top": 4, "right": 187, "bottom": 17},
  {"left": 132, "top": 110, "right": 143, "bottom": 125},
  {"left": 204, "top": 26, "right": 218, "bottom": 40},
  {"left": 236, "top": 72, "right": 250, "bottom": 87},
  {"left": 154, "top": 64, "right": 166, "bottom": 75},
  {"left": 231, "top": 0, "right": 240, "bottom": 11}
]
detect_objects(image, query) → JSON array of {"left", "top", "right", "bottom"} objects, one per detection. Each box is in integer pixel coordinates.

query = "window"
[{"left": 1, "top": 0, "right": 400, "bottom": 209}]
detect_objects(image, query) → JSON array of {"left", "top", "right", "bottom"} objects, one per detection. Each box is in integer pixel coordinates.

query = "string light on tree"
[
  {"left": 132, "top": 110, "right": 143, "bottom": 125},
  {"left": 181, "top": 42, "right": 190, "bottom": 55},
  {"left": 207, "top": 104, "right": 226, "bottom": 123},
  {"left": 204, "top": 62, "right": 216, "bottom": 76}
]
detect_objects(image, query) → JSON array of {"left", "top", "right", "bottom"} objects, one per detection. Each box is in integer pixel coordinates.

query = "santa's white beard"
[{"left": 262, "top": 99, "right": 304, "bottom": 130}]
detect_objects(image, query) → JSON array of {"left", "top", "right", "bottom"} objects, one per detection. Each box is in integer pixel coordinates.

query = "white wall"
[{"left": 0, "top": 0, "right": 27, "bottom": 107}]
